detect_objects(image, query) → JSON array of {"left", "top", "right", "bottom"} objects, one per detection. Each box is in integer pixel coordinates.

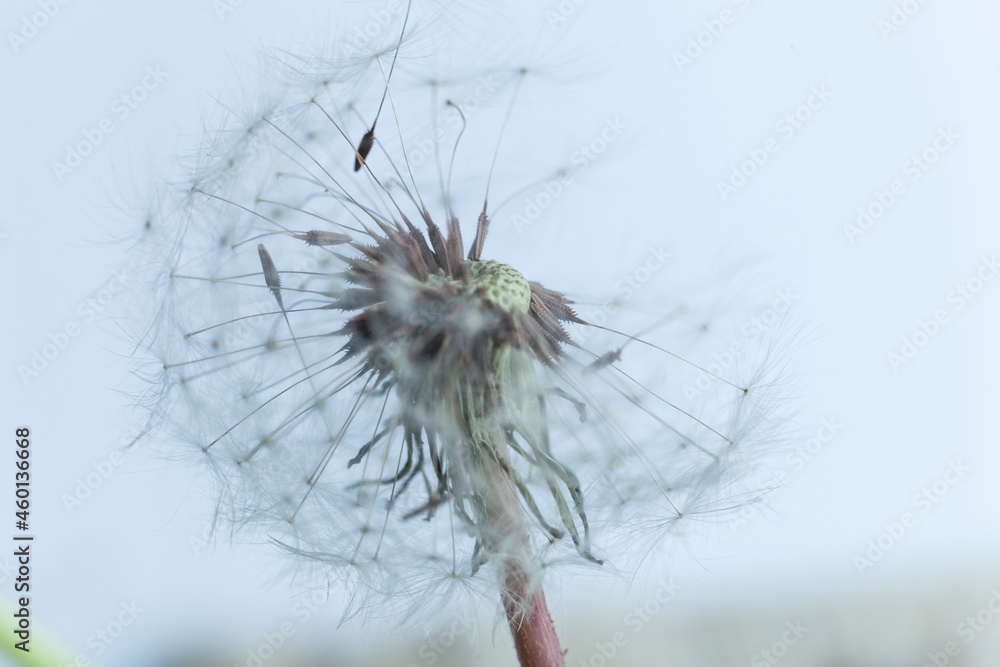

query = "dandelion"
[{"left": 133, "top": 3, "right": 792, "bottom": 665}]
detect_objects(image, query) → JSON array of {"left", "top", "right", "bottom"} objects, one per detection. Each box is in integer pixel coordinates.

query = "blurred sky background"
[{"left": 2, "top": 0, "right": 1000, "bottom": 665}]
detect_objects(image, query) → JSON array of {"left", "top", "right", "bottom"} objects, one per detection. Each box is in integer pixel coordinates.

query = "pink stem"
[
  {"left": 459, "top": 388, "right": 567, "bottom": 667},
  {"left": 501, "top": 558, "right": 566, "bottom": 667},
  {"left": 476, "top": 440, "right": 566, "bottom": 667}
]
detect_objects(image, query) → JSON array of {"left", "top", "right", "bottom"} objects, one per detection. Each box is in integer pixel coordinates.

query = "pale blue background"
[{"left": 2, "top": 0, "right": 999, "bottom": 665}]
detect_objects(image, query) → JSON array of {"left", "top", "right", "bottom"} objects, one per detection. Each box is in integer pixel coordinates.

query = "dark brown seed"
[
  {"left": 353, "top": 127, "right": 375, "bottom": 171},
  {"left": 257, "top": 243, "right": 284, "bottom": 310}
]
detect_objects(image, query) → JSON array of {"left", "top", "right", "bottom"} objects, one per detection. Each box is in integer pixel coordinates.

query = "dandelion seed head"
[{"left": 129, "top": 1, "right": 796, "bottom": 623}]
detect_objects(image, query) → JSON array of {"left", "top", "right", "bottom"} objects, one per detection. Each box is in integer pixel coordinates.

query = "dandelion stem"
[
  {"left": 472, "top": 420, "right": 566, "bottom": 667},
  {"left": 501, "top": 557, "right": 566, "bottom": 667}
]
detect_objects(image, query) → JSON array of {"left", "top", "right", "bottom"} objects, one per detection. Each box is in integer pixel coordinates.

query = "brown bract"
[{"left": 332, "top": 214, "right": 584, "bottom": 379}]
